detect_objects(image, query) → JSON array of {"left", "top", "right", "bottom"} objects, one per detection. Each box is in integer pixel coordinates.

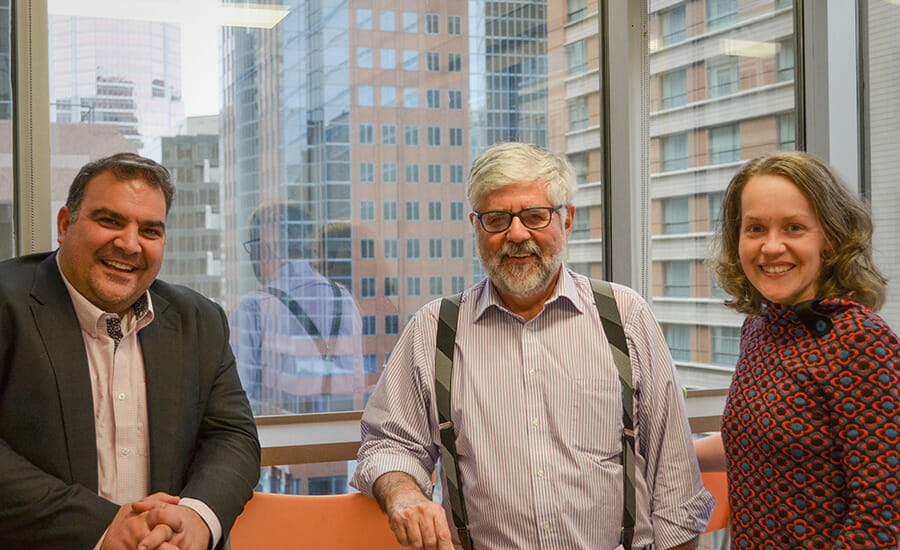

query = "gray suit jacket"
[{"left": 0, "top": 252, "right": 260, "bottom": 549}]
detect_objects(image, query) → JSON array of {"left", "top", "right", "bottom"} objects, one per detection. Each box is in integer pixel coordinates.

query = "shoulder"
[
  {"left": 0, "top": 252, "right": 53, "bottom": 293},
  {"left": 571, "top": 273, "right": 651, "bottom": 326},
  {"left": 829, "top": 299, "right": 900, "bottom": 351}
]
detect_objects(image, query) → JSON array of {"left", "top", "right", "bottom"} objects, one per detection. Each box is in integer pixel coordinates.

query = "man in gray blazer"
[{"left": 0, "top": 153, "right": 260, "bottom": 549}]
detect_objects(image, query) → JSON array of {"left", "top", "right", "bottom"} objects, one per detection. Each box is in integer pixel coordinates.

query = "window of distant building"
[
  {"left": 360, "top": 200, "right": 375, "bottom": 221},
  {"left": 405, "top": 125, "right": 418, "bottom": 145},
  {"left": 707, "top": 57, "right": 738, "bottom": 98},
  {"left": 360, "top": 239, "right": 375, "bottom": 259},
  {"left": 385, "top": 314, "right": 400, "bottom": 334},
  {"left": 426, "top": 52, "right": 440, "bottom": 72},
  {"left": 663, "top": 260, "right": 691, "bottom": 297},
  {"left": 429, "top": 238, "right": 443, "bottom": 259},
  {"left": 428, "top": 164, "right": 442, "bottom": 184},
  {"left": 382, "top": 162, "right": 397, "bottom": 184},
  {"left": 448, "top": 15, "right": 462, "bottom": 35},
  {"left": 709, "top": 124, "right": 740, "bottom": 164},
  {"left": 662, "top": 196, "right": 690, "bottom": 235},
  {"left": 309, "top": 476, "right": 349, "bottom": 495},
  {"left": 430, "top": 276, "right": 444, "bottom": 296},
  {"left": 428, "top": 201, "right": 442, "bottom": 221},
  {"left": 403, "top": 87, "right": 418, "bottom": 108},
  {"left": 382, "top": 124, "right": 396, "bottom": 144},
  {"left": 450, "top": 201, "right": 464, "bottom": 221},
  {"left": 381, "top": 87, "right": 397, "bottom": 107},
  {"left": 407, "top": 276, "right": 421, "bottom": 296},
  {"left": 663, "top": 324, "right": 691, "bottom": 362},
  {"left": 451, "top": 238, "right": 464, "bottom": 258},
  {"left": 568, "top": 0, "right": 588, "bottom": 22},
  {"left": 363, "top": 354, "right": 378, "bottom": 374},
  {"left": 775, "top": 0, "right": 792, "bottom": 9},
  {"left": 384, "top": 239, "right": 398, "bottom": 259},
  {"left": 711, "top": 326, "right": 740, "bottom": 366},
  {"left": 708, "top": 191, "right": 723, "bottom": 231},
  {"left": 569, "top": 152, "right": 589, "bottom": 185},
  {"left": 660, "top": 4, "right": 686, "bottom": 46},
  {"left": 406, "top": 200, "right": 420, "bottom": 221},
  {"left": 383, "top": 200, "right": 398, "bottom": 221},
  {"left": 566, "top": 40, "right": 588, "bottom": 74},
  {"left": 452, "top": 276, "right": 466, "bottom": 293},
  {"left": 426, "top": 13, "right": 439, "bottom": 34},
  {"left": 427, "top": 126, "right": 441, "bottom": 146},
  {"left": 362, "top": 315, "right": 376, "bottom": 336},
  {"left": 449, "top": 90, "right": 463, "bottom": 110},
  {"left": 568, "top": 96, "right": 589, "bottom": 131},
  {"left": 406, "top": 238, "right": 420, "bottom": 259},
  {"left": 381, "top": 49, "right": 396, "bottom": 70},
  {"left": 405, "top": 163, "right": 419, "bottom": 183},
  {"left": 357, "top": 8, "right": 372, "bottom": 30},
  {"left": 777, "top": 38, "right": 795, "bottom": 82},
  {"left": 380, "top": 10, "right": 395, "bottom": 31},
  {"left": 427, "top": 89, "right": 440, "bottom": 109},
  {"left": 449, "top": 127, "right": 463, "bottom": 147},
  {"left": 402, "top": 12, "right": 417, "bottom": 32},
  {"left": 448, "top": 53, "right": 462, "bottom": 72},
  {"left": 358, "top": 85, "right": 373, "bottom": 106},
  {"left": 357, "top": 47, "right": 372, "bottom": 68},
  {"left": 359, "top": 162, "right": 375, "bottom": 182},
  {"left": 777, "top": 113, "right": 796, "bottom": 151},
  {"left": 361, "top": 277, "right": 376, "bottom": 297},
  {"left": 661, "top": 132, "right": 689, "bottom": 171},
  {"left": 403, "top": 50, "right": 418, "bottom": 71},
  {"left": 384, "top": 278, "right": 398, "bottom": 299},
  {"left": 707, "top": 0, "right": 738, "bottom": 31},
  {"left": 359, "top": 124, "right": 373, "bottom": 144},
  {"left": 661, "top": 68, "right": 687, "bottom": 109},
  {"left": 450, "top": 164, "right": 464, "bottom": 184}
]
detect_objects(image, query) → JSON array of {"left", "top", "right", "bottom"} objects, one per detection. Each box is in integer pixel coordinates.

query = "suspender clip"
[
  {"left": 623, "top": 428, "right": 635, "bottom": 438},
  {"left": 439, "top": 421, "right": 454, "bottom": 431}
]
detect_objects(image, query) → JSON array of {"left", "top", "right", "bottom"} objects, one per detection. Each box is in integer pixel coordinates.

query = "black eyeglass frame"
[
  {"left": 471, "top": 204, "right": 564, "bottom": 233},
  {"left": 242, "top": 238, "right": 260, "bottom": 254}
]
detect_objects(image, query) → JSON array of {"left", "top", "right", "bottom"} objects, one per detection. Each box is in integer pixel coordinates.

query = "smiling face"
[
  {"left": 738, "top": 174, "right": 828, "bottom": 306},
  {"left": 57, "top": 170, "right": 167, "bottom": 316},
  {"left": 472, "top": 180, "right": 574, "bottom": 311}
]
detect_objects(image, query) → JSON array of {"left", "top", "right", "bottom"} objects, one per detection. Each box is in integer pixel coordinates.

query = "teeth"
[
  {"left": 762, "top": 265, "right": 792, "bottom": 274},
  {"left": 105, "top": 260, "right": 136, "bottom": 272}
]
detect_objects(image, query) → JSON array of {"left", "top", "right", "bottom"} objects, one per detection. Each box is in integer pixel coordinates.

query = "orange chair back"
[
  {"left": 230, "top": 492, "right": 406, "bottom": 549},
  {"left": 701, "top": 471, "right": 729, "bottom": 533}
]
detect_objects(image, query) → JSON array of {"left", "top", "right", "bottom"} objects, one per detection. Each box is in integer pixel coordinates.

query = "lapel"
[
  {"left": 139, "top": 287, "right": 184, "bottom": 492},
  {"left": 29, "top": 253, "right": 99, "bottom": 490}
]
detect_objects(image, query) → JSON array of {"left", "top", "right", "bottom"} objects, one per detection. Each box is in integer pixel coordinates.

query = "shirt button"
[
  {"left": 532, "top": 418, "right": 540, "bottom": 426},
  {"left": 528, "top": 369, "right": 536, "bottom": 376},
  {"left": 117, "top": 393, "right": 126, "bottom": 400},
  {"left": 542, "top": 522, "right": 551, "bottom": 531},
  {"left": 537, "top": 468, "right": 544, "bottom": 478},
  {"left": 121, "top": 448, "right": 130, "bottom": 456}
]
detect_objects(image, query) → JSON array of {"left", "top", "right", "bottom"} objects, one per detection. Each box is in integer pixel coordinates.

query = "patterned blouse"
[{"left": 722, "top": 298, "right": 900, "bottom": 549}]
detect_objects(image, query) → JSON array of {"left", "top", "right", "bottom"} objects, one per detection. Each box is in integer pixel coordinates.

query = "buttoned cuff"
[{"left": 179, "top": 497, "right": 222, "bottom": 549}]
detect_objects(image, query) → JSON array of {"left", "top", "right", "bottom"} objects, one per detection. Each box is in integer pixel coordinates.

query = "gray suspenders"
[{"left": 434, "top": 279, "right": 636, "bottom": 550}]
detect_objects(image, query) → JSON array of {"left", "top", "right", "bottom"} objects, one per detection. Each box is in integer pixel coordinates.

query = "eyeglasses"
[
  {"left": 472, "top": 205, "right": 563, "bottom": 233},
  {"left": 242, "top": 239, "right": 259, "bottom": 254}
]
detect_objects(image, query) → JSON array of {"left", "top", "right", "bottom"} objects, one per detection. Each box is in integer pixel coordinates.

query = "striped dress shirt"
[{"left": 352, "top": 268, "right": 714, "bottom": 549}]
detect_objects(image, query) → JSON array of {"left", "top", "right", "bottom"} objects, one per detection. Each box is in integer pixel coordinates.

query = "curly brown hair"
[{"left": 709, "top": 151, "right": 886, "bottom": 315}]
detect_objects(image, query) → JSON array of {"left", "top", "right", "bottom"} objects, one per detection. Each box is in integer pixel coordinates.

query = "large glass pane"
[
  {"left": 649, "top": 2, "right": 796, "bottom": 390},
  {"left": 0, "top": 0, "right": 11, "bottom": 260}
]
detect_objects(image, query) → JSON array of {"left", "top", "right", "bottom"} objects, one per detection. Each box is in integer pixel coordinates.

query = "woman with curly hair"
[{"left": 695, "top": 151, "right": 900, "bottom": 548}]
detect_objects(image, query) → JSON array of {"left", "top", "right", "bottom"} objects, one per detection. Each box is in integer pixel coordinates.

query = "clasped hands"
[{"left": 101, "top": 492, "right": 210, "bottom": 550}]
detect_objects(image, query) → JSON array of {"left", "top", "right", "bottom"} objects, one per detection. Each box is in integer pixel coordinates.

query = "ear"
[
  {"left": 57, "top": 207, "right": 71, "bottom": 244},
  {"left": 563, "top": 204, "right": 575, "bottom": 237}
]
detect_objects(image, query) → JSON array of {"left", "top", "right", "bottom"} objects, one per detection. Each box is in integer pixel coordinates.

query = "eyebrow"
[{"left": 90, "top": 207, "right": 167, "bottom": 233}]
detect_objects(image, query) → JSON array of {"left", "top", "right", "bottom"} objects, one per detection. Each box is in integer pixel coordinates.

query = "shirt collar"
[
  {"left": 55, "top": 254, "right": 155, "bottom": 340},
  {"left": 474, "top": 266, "right": 581, "bottom": 322}
]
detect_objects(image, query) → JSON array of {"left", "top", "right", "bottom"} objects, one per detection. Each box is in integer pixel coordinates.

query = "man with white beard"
[{"left": 351, "top": 142, "right": 713, "bottom": 550}]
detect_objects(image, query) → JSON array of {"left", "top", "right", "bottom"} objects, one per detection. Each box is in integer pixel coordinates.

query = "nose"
[
  {"left": 761, "top": 231, "right": 785, "bottom": 255},
  {"left": 114, "top": 226, "right": 141, "bottom": 254},
  {"left": 505, "top": 215, "right": 532, "bottom": 243}
]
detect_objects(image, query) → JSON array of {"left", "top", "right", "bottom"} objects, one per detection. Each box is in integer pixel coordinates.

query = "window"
[
  {"left": 398, "top": 88, "right": 415, "bottom": 109},
  {"left": 403, "top": 50, "right": 418, "bottom": 71},
  {"left": 402, "top": 12, "right": 417, "bottom": 32},
  {"left": 450, "top": 164, "right": 464, "bottom": 184},
  {"left": 570, "top": 152, "right": 589, "bottom": 185},
  {"left": 358, "top": 85, "right": 373, "bottom": 106},
  {"left": 711, "top": 326, "right": 740, "bottom": 366},
  {"left": 661, "top": 68, "right": 687, "bottom": 109},
  {"left": 777, "top": 113, "right": 795, "bottom": 151},
  {"left": 707, "top": 0, "right": 738, "bottom": 31},
  {"left": 430, "top": 276, "right": 444, "bottom": 296},
  {"left": 407, "top": 276, "right": 421, "bottom": 296},
  {"left": 709, "top": 124, "right": 740, "bottom": 164},
  {"left": 662, "top": 196, "right": 689, "bottom": 235},
  {"left": 383, "top": 200, "right": 398, "bottom": 221},
  {"left": 428, "top": 164, "right": 442, "bottom": 184},
  {"left": 359, "top": 162, "right": 375, "bottom": 182},
  {"left": 363, "top": 354, "right": 378, "bottom": 374},
  {"left": 384, "top": 239, "right": 398, "bottom": 259},
  {"left": 385, "top": 314, "right": 400, "bottom": 334},
  {"left": 360, "top": 239, "right": 375, "bottom": 258},
  {"left": 406, "top": 200, "right": 420, "bottom": 221},
  {"left": 357, "top": 8, "right": 372, "bottom": 30},
  {"left": 777, "top": 39, "right": 794, "bottom": 82},
  {"left": 452, "top": 276, "right": 466, "bottom": 293},
  {"left": 309, "top": 475, "right": 349, "bottom": 495},
  {"left": 381, "top": 49, "right": 396, "bottom": 70},
  {"left": 663, "top": 324, "right": 691, "bottom": 362},
  {"left": 429, "top": 238, "right": 443, "bottom": 259},
  {"left": 427, "top": 126, "right": 441, "bottom": 146},
  {"left": 381, "top": 87, "right": 397, "bottom": 107},
  {"left": 708, "top": 191, "right": 724, "bottom": 232},
  {"left": 448, "top": 15, "right": 462, "bottom": 35},
  {"left": 449, "top": 127, "right": 463, "bottom": 147},
  {"left": 406, "top": 239, "right": 420, "bottom": 258},
  {"left": 661, "top": 132, "right": 688, "bottom": 172},
  {"left": 568, "top": 97, "right": 589, "bottom": 131},
  {"left": 359, "top": 124, "right": 373, "bottom": 144},
  {"left": 361, "top": 277, "right": 376, "bottom": 297},
  {"left": 382, "top": 124, "right": 397, "bottom": 145},
  {"left": 405, "top": 163, "right": 420, "bottom": 183},
  {"left": 660, "top": 4, "right": 686, "bottom": 46},
  {"left": 775, "top": 0, "right": 792, "bottom": 9},
  {"left": 568, "top": 0, "right": 588, "bottom": 22},
  {"left": 426, "top": 52, "right": 440, "bottom": 72},
  {"left": 427, "top": 89, "right": 441, "bottom": 109},
  {"left": 707, "top": 57, "right": 738, "bottom": 98},
  {"left": 384, "top": 278, "right": 398, "bottom": 297},
  {"left": 357, "top": 47, "right": 372, "bottom": 68},
  {"left": 566, "top": 40, "right": 588, "bottom": 74},
  {"left": 451, "top": 238, "right": 464, "bottom": 258},
  {"left": 449, "top": 90, "right": 463, "bottom": 110},
  {"left": 428, "top": 201, "right": 442, "bottom": 221},
  {"left": 362, "top": 315, "right": 376, "bottom": 336},
  {"left": 380, "top": 10, "right": 395, "bottom": 31},
  {"left": 404, "top": 125, "right": 418, "bottom": 145},
  {"left": 360, "top": 200, "right": 375, "bottom": 221},
  {"left": 382, "top": 162, "right": 397, "bottom": 183},
  {"left": 448, "top": 53, "right": 462, "bottom": 72},
  {"left": 450, "top": 201, "right": 464, "bottom": 221},
  {"left": 426, "top": 14, "right": 439, "bottom": 34},
  {"left": 663, "top": 261, "right": 691, "bottom": 297}
]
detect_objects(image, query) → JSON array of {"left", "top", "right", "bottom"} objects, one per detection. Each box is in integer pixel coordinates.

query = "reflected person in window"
[
  {"left": 230, "top": 202, "right": 364, "bottom": 415},
  {"left": 697, "top": 151, "right": 900, "bottom": 548},
  {"left": 352, "top": 142, "right": 713, "bottom": 550},
  {"left": 0, "top": 153, "right": 260, "bottom": 549}
]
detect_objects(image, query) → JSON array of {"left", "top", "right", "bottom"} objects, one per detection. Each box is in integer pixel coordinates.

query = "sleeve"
[
  {"left": 829, "top": 315, "right": 900, "bottom": 548},
  {"left": 179, "top": 305, "right": 261, "bottom": 547},
  {"left": 229, "top": 295, "right": 263, "bottom": 403},
  {"left": 620, "top": 289, "right": 715, "bottom": 548},
  {"left": 350, "top": 311, "right": 441, "bottom": 498}
]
